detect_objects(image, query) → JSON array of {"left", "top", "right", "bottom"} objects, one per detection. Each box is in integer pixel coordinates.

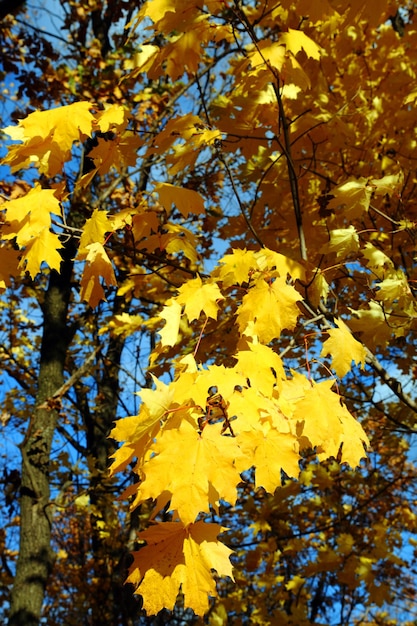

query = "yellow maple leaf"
[
  {"left": 81, "top": 133, "right": 142, "bottom": 180},
  {"left": 2, "top": 102, "right": 94, "bottom": 175},
  {"left": 337, "top": 533, "right": 355, "bottom": 555},
  {"left": 1, "top": 184, "right": 61, "bottom": 245},
  {"left": 237, "top": 425, "right": 300, "bottom": 492},
  {"left": 2, "top": 187, "right": 63, "bottom": 282},
  {"left": 109, "top": 378, "right": 177, "bottom": 475},
  {"left": 308, "top": 267, "right": 330, "bottom": 307},
  {"left": 327, "top": 178, "right": 372, "bottom": 219},
  {"left": 293, "top": 379, "right": 343, "bottom": 452},
  {"left": 361, "top": 242, "right": 394, "bottom": 275},
  {"left": 109, "top": 439, "right": 137, "bottom": 475},
  {"left": 293, "top": 379, "right": 368, "bottom": 465},
  {"left": 134, "top": 0, "right": 176, "bottom": 28},
  {"left": 321, "top": 226, "right": 359, "bottom": 258},
  {"left": 85, "top": 138, "right": 123, "bottom": 177},
  {"left": 256, "top": 248, "right": 306, "bottom": 281},
  {"left": 127, "top": 521, "right": 234, "bottom": 616},
  {"left": 215, "top": 248, "right": 305, "bottom": 289},
  {"left": 110, "top": 413, "right": 150, "bottom": 445},
  {"left": 370, "top": 171, "right": 404, "bottom": 197},
  {"left": 164, "top": 223, "right": 199, "bottom": 263},
  {"left": 124, "top": 44, "right": 160, "bottom": 74},
  {"left": 136, "top": 421, "right": 242, "bottom": 524},
  {"left": 321, "top": 317, "right": 367, "bottom": 378},
  {"left": 151, "top": 113, "right": 222, "bottom": 175},
  {"left": 215, "top": 248, "right": 257, "bottom": 287},
  {"left": 117, "top": 133, "right": 143, "bottom": 167},
  {"left": 247, "top": 40, "right": 286, "bottom": 74},
  {"left": 162, "top": 27, "right": 206, "bottom": 79},
  {"left": 237, "top": 276, "right": 301, "bottom": 342},
  {"left": 280, "top": 28, "right": 322, "bottom": 60},
  {"left": 79, "top": 242, "right": 116, "bottom": 307},
  {"left": 190, "top": 364, "right": 247, "bottom": 409},
  {"left": 96, "top": 103, "right": 128, "bottom": 132},
  {"left": 348, "top": 301, "right": 394, "bottom": 350},
  {"left": 104, "top": 313, "right": 143, "bottom": 337},
  {"left": 158, "top": 300, "right": 182, "bottom": 346},
  {"left": 109, "top": 416, "right": 159, "bottom": 476},
  {"left": 234, "top": 344, "right": 285, "bottom": 396},
  {"left": 226, "top": 385, "right": 284, "bottom": 434},
  {"left": 155, "top": 182, "right": 205, "bottom": 217},
  {"left": 177, "top": 276, "right": 223, "bottom": 321},
  {"left": 78, "top": 209, "right": 112, "bottom": 252},
  {"left": 374, "top": 270, "right": 411, "bottom": 302},
  {"left": 132, "top": 10, "right": 231, "bottom": 80},
  {"left": 338, "top": 408, "right": 370, "bottom": 467},
  {"left": 286, "top": 575, "right": 305, "bottom": 594},
  {"left": 138, "top": 376, "right": 175, "bottom": 423},
  {"left": 223, "top": 389, "right": 261, "bottom": 433},
  {"left": 107, "top": 206, "right": 137, "bottom": 231},
  {"left": 20, "top": 229, "right": 63, "bottom": 278}
]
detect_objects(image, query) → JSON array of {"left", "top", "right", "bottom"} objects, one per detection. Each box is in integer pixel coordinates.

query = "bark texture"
[{"left": 8, "top": 247, "right": 74, "bottom": 626}]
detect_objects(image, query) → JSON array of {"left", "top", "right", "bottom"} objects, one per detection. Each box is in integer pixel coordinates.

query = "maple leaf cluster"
[
  {"left": 2, "top": 0, "right": 417, "bottom": 621},
  {"left": 108, "top": 247, "right": 369, "bottom": 614}
]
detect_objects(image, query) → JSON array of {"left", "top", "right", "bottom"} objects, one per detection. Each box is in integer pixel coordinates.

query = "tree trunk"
[
  {"left": 8, "top": 248, "right": 74, "bottom": 626},
  {"left": 85, "top": 292, "right": 132, "bottom": 625}
]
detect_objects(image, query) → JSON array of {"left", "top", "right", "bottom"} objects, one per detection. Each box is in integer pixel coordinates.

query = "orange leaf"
[
  {"left": 79, "top": 242, "right": 116, "bottom": 307},
  {"left": 127, "top": 520, "right": 234, "bottom": 616},
  {"left": 155, "top": 182, "right": 205, "bottom": 217},
  {"left": 0, "top": 246, "right": 20, "bottom": 289}
]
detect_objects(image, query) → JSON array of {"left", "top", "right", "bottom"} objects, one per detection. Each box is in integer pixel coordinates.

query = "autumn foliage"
[{"left": 1, "top": 1, "right": 417, "bottom": 625}]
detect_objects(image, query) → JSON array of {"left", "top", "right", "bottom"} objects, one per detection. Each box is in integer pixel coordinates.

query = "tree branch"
[
  {"left": 36, "top": 346, "right": 101, "bottom": 411},
  {"left": 311, "top": 300, "right": 417, "bottom": 418},
  {"left": 274, "top": 83, "right": 307, "bottom": 260}
]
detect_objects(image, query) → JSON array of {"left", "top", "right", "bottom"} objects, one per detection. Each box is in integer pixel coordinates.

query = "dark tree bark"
[
  {"left": 8, "top": 243, "right": 75, "bottom": 626},
  {"left": 0, "top": 0, "right": 25, "bottom": 21},
  {"left": 85, "top": 292, "right": 138, "bottom": 626}
]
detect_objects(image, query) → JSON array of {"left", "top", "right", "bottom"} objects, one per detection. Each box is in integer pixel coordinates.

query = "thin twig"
[
  {"left": 217, "top": 148, "right": 264, "bottom": 247},
  {"left": 314, "top": 301, "right": 417, "bottom": 416}
]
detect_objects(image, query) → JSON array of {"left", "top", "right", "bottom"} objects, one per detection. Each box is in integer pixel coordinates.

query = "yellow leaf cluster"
[
  {"left": 0, "top": 184, "right": 63, "bottom": 278},
  {"left": 111, "top": 248, "right": 369, "bottom": 614},
  {"left": 2, "top": 102, "right": 94, "bottom": 175},
  {"left": 4, "top": 0, "right": 409, "bottom": 616}
]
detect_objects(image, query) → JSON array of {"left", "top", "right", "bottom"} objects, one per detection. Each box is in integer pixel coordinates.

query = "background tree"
[
  {"left": 0, "top": 2, "right": 189, "bottom": 624},
  {"left": 1, "top": 1, "right": 417, "bottom": 626}
]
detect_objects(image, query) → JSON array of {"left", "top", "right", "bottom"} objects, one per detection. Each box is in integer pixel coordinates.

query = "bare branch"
[{"left": 36, "top": 346, "right": 101, "bottom": 411}]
